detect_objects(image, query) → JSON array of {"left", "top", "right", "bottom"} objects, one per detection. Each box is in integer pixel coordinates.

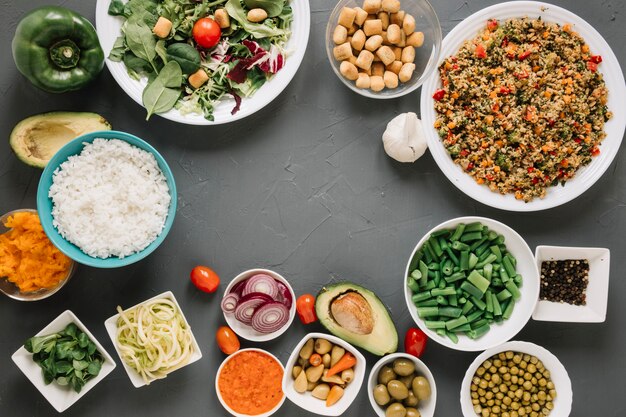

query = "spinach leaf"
[
  {"left": 124, "top": 0, "right": 158, "bottom": 18},
  {"left": 166, "top": 43, "right": 201, "bottom": 74},
  {"left": 244, "top": 0, "right": 284, "bottom": 17},
  {"left": 125, "top": 20, "right": 157, "bottom": 65},
  {"left": 87, "top": 360, "right": 102, "bottom": 376},
  {"left": 109, "top": 36, "right": 127, "bottom": 62},
  {"left": 108, "top": 0, "right": 125, "bottom": 16},
  {"left": 155, "top": 40, "right": 169, "bottom": 65},
  {"left": 142, "top": 61, "right": 183, "bottom": 120},
  {"left": 124, "top": 51, "right": 153, "bottom": 80},
  {"left": 55, "top": 361, "right": 73, "bottom": 374},
  {"left": 24, "top": 334, "right": 58, "bottom": 354},
  {"left": 225, "top": 0, "right": 288, "bottom": 39}
]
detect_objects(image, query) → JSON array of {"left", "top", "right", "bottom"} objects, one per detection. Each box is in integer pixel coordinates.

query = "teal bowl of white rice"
[{"left": 36, "top": 131, "right": 177, "bottom": 268}]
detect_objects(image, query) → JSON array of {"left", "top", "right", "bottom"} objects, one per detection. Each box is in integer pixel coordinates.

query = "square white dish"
[
  {"left": 12, "top": 310, "right": 116, "bottom": 413},
  {"left": 533, "top": 246, "right": 610, "bottom": 322},
  {"left": 282, "top": 332, "right": 366, "bottom": 416},
  {"left": 104, "top": 291, "right": 202, "bottom": 387}
]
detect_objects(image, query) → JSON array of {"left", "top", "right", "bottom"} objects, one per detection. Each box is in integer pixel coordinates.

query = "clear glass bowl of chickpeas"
[
  {"left": 460, "top": 341, "right": 573, "bottom": 417},
  {"left": 325, "top": 0, "right": 442, "bottom": 98}
]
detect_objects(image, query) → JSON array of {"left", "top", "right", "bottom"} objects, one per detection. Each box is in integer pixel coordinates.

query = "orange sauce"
[{"left": 218, "top": 350, "right": 284, "bottom": 415}]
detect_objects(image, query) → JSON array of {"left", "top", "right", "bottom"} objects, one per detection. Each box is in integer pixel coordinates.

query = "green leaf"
[
  {"left": 71, "top": 375, "right": 83, "bottom": 393},
  {"left": 155, "top": 40, "right": 169, "bottom": 65},
  {"left": 142, "top": 61, "right": 182, "bottom": 120},
  {"left": 124, "top": 0, "right": 158, "bottom": 17},
  {"left": 225, "top": 0, "right": 288, "bottom": 38},
  {"left": 73, "top": 360, "right": 89, "bottom": 371},
  {"left": 63, "top": 323, "right": 79, "bottom": 339},
  {"left": 108, "top": 0, "right": 125, "bottom": 16},
  {"left": 55, "top": 361, "right": 73, "bottom": 374},
  {"left": 56, "top": 376, "right": 69, "bottom": 386},
  {"left": 243, "top": 0, "right": 284, "bottom": 17},
  {"left": 77, "top": 333, "right": 90, "bottom": 349},
  {"left": 72, "top": 349, "right": 86, "bottom": 360},
  {"left": 87, "top": 360, "right": 102, "bottom": 376},
  {"left": 24, "top": 334, "right": 59, "bottom": 354},
  {"left": 87, "top": 342, "right": 97, "bottom": 356},
  {"left": 109, "top": 36, "right": 127, "bottom": 62},
  {"left": 166, "top": 43, "right": 201, "bottom": 74},
  {"left": 125, "top": 20, "right": 157, "bottom": 64},
  {"left": 124, "top": 51, "right": 153, "bottom": 74}
]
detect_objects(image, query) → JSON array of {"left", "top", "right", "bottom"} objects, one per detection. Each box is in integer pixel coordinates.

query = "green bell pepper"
[{"left": 12, "top": 6, "right": 104, "bottom": 93}]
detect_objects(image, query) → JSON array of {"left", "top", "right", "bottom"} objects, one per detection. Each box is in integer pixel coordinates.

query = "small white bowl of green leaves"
[{"left": 12, "top": 310, "right": 116, "bottom": 412}]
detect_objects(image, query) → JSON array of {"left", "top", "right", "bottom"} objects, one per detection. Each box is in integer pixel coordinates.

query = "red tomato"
[
  {"left": 587, "top": 61, "right": 598, "bottom": 72},
  {"left": 404, "top": 327, "right": 427, "bottom": 358},
  {"left": 590, "top": 55, "right": 603, "bottom": 64},
  {"left": 216, "top": 326, "right": 240, "bottom": 354},
  {"left": 518, "top": 50, "right": 531, "bottom": 61},
  {"left": 296, "top": 294, "right": 317, "bottom": 324},
  {"left": 475, "top": 44, "right": 487, "bottom": 59},
  {"left": 487, "top": 19, "right": 498, "bottom": 31},
  {"left": 432, "top": 89, "right": 445, "bottom": 101},
  {"left": 193, "top": 18, "right": 221, "bottom": 49},
  {"left": 190, "top": 266, "right": 220, "bottom": 293}
]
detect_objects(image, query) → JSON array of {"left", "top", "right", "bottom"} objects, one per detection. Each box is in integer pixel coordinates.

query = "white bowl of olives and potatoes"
[
  {"left": 460, "top": 341, "right": 572, "bottom": 417},
  {"left": 282, "top": 332, "right": 366, "bottom": 416},
  {"left": 368, "top": 353, "right": 437, "bottom": 417}
]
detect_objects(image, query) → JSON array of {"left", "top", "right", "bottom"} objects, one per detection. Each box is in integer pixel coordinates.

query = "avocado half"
[
  {"left": 316, "top": 281, "right": 398, "bottom": 356},
  {"left": 9, "top": 112, "right": 112, "bottom": 168}
]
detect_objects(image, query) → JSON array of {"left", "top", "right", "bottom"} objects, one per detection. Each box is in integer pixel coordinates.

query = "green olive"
[
  {"left": 373, "top": 384, "right": 391, "bottom": 406},
  {"left": 387, "top": 380, "right": 409, "bottom": 400},
  {"left": 405, "top": 407, "right": 421, "bottom": 417},
  {"left": 399, "top": 375, "right": 413, "bottom": 389},
  {"left": 411, "top": 376, "right": 431, "bottom": 401},
  {"left": 385, "top": 402, "right": 407, "bottom": 417},
  {"left": 404, "top": 389, "right": 419, "bottom": 407},
  {"left": 393, "top": 359, "right": 416, "bottom": 376},
  {"left": 378, "top": 366, "right": 397, "bottom": 385}
]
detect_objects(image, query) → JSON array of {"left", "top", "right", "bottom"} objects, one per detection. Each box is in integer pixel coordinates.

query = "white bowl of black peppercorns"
[{"left": 532, "top": 246, "right": 610, "bottom": 323}]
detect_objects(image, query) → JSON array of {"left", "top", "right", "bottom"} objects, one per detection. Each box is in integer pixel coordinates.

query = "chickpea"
[
  {"left": 340, "top": 61, "right": 359, "bottom": 80},
  {"left": 247, "top": 8, "right": 268, "bottom": 23}
]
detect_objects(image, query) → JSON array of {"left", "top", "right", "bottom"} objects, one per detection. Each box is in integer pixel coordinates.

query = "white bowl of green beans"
[{"left": 403, "top": 217, "right": 539, "bottom": 351}]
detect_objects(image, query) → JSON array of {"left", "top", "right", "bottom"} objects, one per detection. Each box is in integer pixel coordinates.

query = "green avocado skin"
[
  {"left": 315, "top": 281, "right": 399, "bottom": 356},
  {"left": 12, "top": 6, "right": 104, "bottom": 93}
]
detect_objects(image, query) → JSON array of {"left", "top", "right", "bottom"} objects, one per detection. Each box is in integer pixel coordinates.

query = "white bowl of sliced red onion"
[{"left": 221, "top": 268, "right": 296, "bottom": 342}]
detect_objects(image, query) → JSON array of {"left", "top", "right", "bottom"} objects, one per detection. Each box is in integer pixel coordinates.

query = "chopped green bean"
[
  {"left": 449, "top": 294, "right": 458, "bottom": 307},
  {"left": 419, "top": 260, "right": 428, "bottom": 287},
  {"left": 469, "top": 237, "right": 488, "bottom": 251},
  {"left": 430, "top": 237, "right": 443, "bottom": 257},
  {"left": 450, "top": 223, "right": 466, "bottom": 241},
  {"left": 476, "top": 253, "right": 497, "bottom": 269},
  {"left": 503, "top": 298, "right": 515, "bottom": 319},
  {"left": 431, "top": 287, "right": 457, "bottom": 296},
  {"left": 492, "top": 292, "right": 503, "bottom": 316},
  {"left": 444, "top": 247, "right": 460, "bottom": 266},
  {"left": 490, "top": 245, "right": 502, "bottom": 262},
  {"left": 483, "top": 263, "right": 493, "bottom": 281},
  {"left": 446, "top": 331, "right": 459, "bottom": 343},
  {"left": 468, "top": 253, "right": 479, "bottom": 269},
  {"left": 442, "top": 259, "right": 454, "bottom": 276},
  {"left": 445, "top": 315, "right": 469, "bottom": 330},
  {"left": 461, "top": 281, "right": 484, "bottom": 299},
  {"left": 436, "top": 295, "right": 448, "bottom": 305},
  {"left": 417, "top": 307, "right": 439, "bottom": 318},
  {"left": 502, "top": 256, "right": 517, "bottom": 278},
  {"left": 485, "top": 290, "right": 494, "bottom": 313},
  {"left": 451, "top": 241, "right": 470, "bottom": 251},
  {"left": 412, "top": 292, "right": 432, "bottom": 303},
  {"left": 496, "top": 288, "right": 512, "bottom": 302},
  {"left": 416, "top": 299, "right": 438, "bottom": 307},
  {"left": 424, "top": 320, "right": 446, "bottom": 330},
  {"left": 460, "top": 231, "right": 482, "bottom": 242},
  {"left": 505, "top": 280, "right": 521, "bottom": 301},
  {"left": 464, "top": 222, "right": 484, "bottom": 232},
  {"left": 471, "top": 296, "right": 487, "bottom": 311},
  {"left": 467, "top": 270, "right": 490, "bottom": 295},
  {"left": 467, "top": 310, "right": 483, "bottom": 323},
  {"left": 461, "top": 300, "right": 474, "bottom": 315},
  {"left": 460, "top": 250, "right": 469, "bottom": 271},
  {"left": 439, "top": 307, "right": 463, "bottom": 318}
]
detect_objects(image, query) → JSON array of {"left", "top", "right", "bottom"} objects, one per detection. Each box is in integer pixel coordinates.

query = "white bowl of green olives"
[
  {"left": 460, "top": 341, "right": 572, "bottom": 417},
  {"left": 368, "top": 353, "right": 437, "bottom": 417}
]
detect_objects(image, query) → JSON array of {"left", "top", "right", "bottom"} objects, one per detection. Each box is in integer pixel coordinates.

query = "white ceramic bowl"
[
  {"left": 460, "top": 341, "right": 573, "bottom": 417},
  {"left": 12, "top": 310, "right": 116, "bottom": 413},
  {"left": 419, "top": 1, "right": 626, "bottom": 211},
  {"left": 404, "top": 216, "right": 540, "bottom": 351},
  {"left": 216, "top": 348, "right": 286, "bottom": 417},
  {"left": 95, "top": 0, "right": 310, "bottom": 125},
  {"left": 367, "top": 353, "right": 437, "bottom": 417},
  {"left": 282, "top": 332, "right": 366, "bottom": 416},
  {"left": 104, "top": 291, "right": 202, "bottom": 387},
  {"left": 0, "top": 209, "right": 76, "bottom": 301},
  {"left": 533, "top": 246, "right": 610, "bottom": 323},
  {"left": 222, "top": 268, "right": 296, "bottom": 342},
  {"left": 325, "top": 0, "right": 442, "bottom": 99}
]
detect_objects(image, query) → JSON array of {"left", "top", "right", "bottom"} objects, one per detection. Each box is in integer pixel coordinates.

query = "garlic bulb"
[{"left": 382, "top": 112, "right": 428, "bottom": 163}]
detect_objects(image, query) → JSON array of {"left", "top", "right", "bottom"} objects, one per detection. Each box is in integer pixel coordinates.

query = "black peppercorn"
[{"left": 539, "top": 259, "right": 589, "bottom": 305}]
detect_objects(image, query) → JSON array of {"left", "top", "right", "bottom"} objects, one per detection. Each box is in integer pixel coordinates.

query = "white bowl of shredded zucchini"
[{"left": 104, "top": 291, "right": 202, "bottom": 387}]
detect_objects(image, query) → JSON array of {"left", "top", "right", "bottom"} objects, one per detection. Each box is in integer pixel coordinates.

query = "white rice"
[{"left": 49, "top": 138, "right": 171, "bottom": 259}]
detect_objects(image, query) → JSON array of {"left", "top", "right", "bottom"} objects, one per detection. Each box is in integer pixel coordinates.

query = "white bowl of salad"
[{"left": 95, "top": 0, "right": 310, "bottom": 124}]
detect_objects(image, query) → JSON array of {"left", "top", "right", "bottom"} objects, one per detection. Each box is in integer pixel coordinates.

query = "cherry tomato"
[
  {"left": 190, "top": 265, "right": 220, "bottom": 293},
  {"left": 296, "top": 294, "right": 317, "bottom": 324},
  {"left": 192, "top": 17, "right": 221, "bottom": 49},
  {"left": 404, "top": 327, "right": 427, "bottom": 358},
  {"left": 216, "top": 326, "right": 240, "bottom": 354},
  {"left": 432, "top": 89, "right": 445, "bottom": 101}
]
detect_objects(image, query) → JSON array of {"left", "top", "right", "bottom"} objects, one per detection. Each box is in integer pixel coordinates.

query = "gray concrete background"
[{"left": 1, "top": 0, "right": 624, "bottom": 415}]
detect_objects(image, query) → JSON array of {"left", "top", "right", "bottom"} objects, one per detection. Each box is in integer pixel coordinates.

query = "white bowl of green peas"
[{"left": 403, "top": 217, "right": 539, "bottom": 351}]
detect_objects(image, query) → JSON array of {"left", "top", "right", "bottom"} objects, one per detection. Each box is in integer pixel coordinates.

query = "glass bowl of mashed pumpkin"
[
  {"left": 216, "top": 348, "right": 286, "bottom": 417},
  {"left": 0, "top": 209, "right": 75, "bottom": 301}
]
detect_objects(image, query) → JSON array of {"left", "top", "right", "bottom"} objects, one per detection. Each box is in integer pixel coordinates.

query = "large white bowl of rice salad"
[{"left": 420, "top": 1, "right": 626, "bottom": 211}]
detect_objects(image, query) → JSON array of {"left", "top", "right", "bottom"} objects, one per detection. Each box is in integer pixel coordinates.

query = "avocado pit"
[{"left": 330, "top": 291, "right": 374, "bottom": 335}]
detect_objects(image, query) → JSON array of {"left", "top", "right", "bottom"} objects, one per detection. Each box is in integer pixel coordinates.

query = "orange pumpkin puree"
[
  {"left": 0, "top": 212, "right": 72, "bottom": 292},
  {"left": 218, "top": 350, "right": 284, "bottom": 415}
]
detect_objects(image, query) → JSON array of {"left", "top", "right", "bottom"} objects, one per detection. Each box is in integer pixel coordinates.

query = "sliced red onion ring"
[
  {"left": 276, "top": 281, "right": 293, "bottom": 309},
  {"left": 243, "top": 274, "right": 279, "bottom": 299},
  {"left": 230, "top": 279, "right": 247, "bottom": 296},
  {"left": 251, "top": 302, "right": 290, "bottom": 333},
  {"left": 234, "top": 292, "right": 274, "bottom": 325},
  {"left": 221, "top": 293, "right": 239, "bottom": 314}
]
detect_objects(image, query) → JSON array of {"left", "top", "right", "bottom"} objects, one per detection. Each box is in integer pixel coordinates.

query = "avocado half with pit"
[
  {"left": 9, "top": 112, "right": 112, "bottom": 168},
  {"left": 316, "top": 282, "right": 398, "bottom": 356}
]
